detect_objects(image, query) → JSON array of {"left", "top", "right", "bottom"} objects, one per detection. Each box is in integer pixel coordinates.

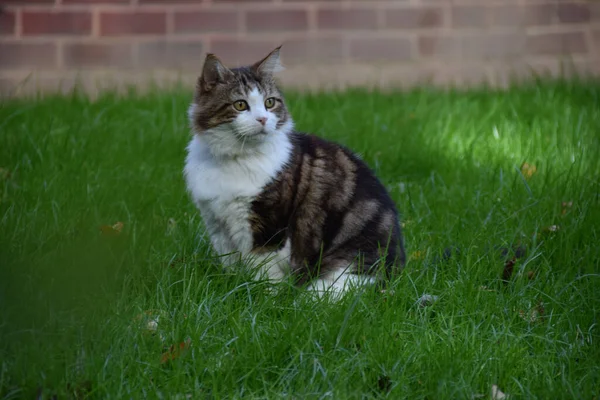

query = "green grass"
[{"left": 1, "top": 79, "right": 599, "bottom": 399}]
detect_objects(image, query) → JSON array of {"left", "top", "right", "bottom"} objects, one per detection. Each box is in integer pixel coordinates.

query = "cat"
[{"left": 184, "top": 46, "right": 406, "bottom": 297}]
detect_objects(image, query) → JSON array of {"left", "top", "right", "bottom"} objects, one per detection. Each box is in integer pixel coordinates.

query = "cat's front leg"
[{"left": 247, "top": 239, "right": 292, "bottom": 283}]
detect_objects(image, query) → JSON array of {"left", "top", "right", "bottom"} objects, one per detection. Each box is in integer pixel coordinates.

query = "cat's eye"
[
  {"left": 264, "top": 98, "right": 276, "bottom": 109},
  {"left": 233, "top": 100, "right": 248, "bottom": 111}
]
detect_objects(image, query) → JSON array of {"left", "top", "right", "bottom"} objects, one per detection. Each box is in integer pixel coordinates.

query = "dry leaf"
[
  {"left": 502, "top": 257, "right": 516, "bottom": 284},
  {"left": 520, "top": 162, "right": 537, "bottom": 179},
  {"left": 0, "top": 168, "right": 10, "bottom": 180},
  {"left": 491, "top": 384, "right": 508, "bottom": 400},
  {"left": 100, "top": 221, "right": 124, "bottom": 236},
  {"left": 112, "top": 221, "right": 124, "bottom": 232},
  {"left": 518, "top": 301, "right": 545, "bottom": 323},
  {"left": 561, "top": 201, "right": 573, "bottom": 215},
  {"left": 409, "top": 250, "right": 425, "bottom": 261},
  {"left": 160, "top": 338, "right": 191, "bottom": 364}
]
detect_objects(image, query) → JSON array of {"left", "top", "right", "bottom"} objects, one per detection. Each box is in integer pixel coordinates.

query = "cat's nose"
[{"left": 256, "top": 117, "right": 267, "bottom": 126}]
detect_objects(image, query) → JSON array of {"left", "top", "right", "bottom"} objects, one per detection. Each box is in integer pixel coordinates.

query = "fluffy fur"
[{"left": 184, "top": 47, "right": 406, "bottom": 297}]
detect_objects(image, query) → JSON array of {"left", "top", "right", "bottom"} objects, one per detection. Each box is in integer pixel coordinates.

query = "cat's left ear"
[{"left": 253, "top": 46, "right": 285, "bottom": 76}]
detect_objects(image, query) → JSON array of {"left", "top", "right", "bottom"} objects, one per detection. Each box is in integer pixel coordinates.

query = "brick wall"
[{"left": 0, "top": 0, "right": 599, "bottom": 95}]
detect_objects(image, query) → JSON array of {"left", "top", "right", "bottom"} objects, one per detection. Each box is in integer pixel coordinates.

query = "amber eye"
[
  {"left": 233, "top": 100, "right": 248, "bottom": 111},
  {"left": 264, "top": 98, "right": 276, "bottom": 109}
]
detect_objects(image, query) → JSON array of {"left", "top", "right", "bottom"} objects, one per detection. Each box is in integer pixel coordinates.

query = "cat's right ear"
[{"left": 200, "top": 54, "right": 232, "bottom": 92}]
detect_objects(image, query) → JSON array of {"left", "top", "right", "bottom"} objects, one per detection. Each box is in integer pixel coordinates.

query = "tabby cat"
[{"left": 184, "top": 47, "right": 406, "bottom": 297}]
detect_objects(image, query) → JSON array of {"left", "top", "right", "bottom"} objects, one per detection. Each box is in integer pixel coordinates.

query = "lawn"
[{"left": 1, "top": 79, "right": 599, "bottom": 399}]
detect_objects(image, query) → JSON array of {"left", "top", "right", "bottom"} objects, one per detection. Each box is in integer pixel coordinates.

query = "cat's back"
[{"left": 286, "top": 131, "right": 398, "bottom": 210}]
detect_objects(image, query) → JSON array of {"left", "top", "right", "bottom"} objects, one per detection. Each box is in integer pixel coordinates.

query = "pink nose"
[{"left": 256, "top": 117, "right": 267, "bottom": 126}]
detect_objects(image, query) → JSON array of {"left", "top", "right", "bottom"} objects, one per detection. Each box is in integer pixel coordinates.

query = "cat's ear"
[
  {"left": 200, "top": 54, "right": 232, "bottom": 91},
  {"left": 252, "top": 46, "right": 285, "bottom": 76}
]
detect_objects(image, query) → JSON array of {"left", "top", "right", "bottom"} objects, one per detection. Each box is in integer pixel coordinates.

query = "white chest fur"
[{"left": 183, "top": 131, "right": 292, "bottom": 268}]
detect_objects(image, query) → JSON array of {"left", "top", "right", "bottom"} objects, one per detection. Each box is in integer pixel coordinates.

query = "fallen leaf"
[
  {"left": 518, "top": 301, "right": 545, "bottom": 323},
  {"left": 112, "top": 221, "right": 124, "bottom": 232},
  {"left": 99, "top": 221, "right": 124, "bottom": 236},
  {"left": 0, "top": 168, "right": 11, "bottom": 180},
  {"left": 520, "top": 162, "right": 537, "bottom": 179},
  {"left": 536, "top": 301, "right": 545, "bottom": 317},
  {"left": 491, "top": 384, "right": 508, "bottom": 400},
  {"left": 409, "top": 250, "right": 425, "bottom": 261},
  {"left": 160, "top": 338, "right": 191, "bottom": 364},
  {"left": 502, "top": 257, "right": 516, "bottom": 284},
  {"left": 561, "top": 201, "right": 573, "bottom": 215}
]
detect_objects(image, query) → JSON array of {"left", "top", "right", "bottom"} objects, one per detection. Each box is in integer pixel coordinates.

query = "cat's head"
[{"left": 189, "top": 46, "right": 293, "bottom": 151}]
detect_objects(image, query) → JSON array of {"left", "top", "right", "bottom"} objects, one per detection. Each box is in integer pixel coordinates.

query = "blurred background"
[{"left": 0, "top": 0, "right": 598, "bottom": 95}]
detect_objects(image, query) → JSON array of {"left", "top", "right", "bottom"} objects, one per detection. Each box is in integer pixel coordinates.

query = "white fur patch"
[{"left": 305, "top": 265, "right": 377, "bottom": 300}]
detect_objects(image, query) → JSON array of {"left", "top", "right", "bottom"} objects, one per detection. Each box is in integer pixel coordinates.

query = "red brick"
[
  {"left": 384, "top": 7, "right": 443, "bottom": 29},
  {"left": 22, "top": 12, "right": 92, "bottom": 36},
  {"left": 0, "top": 42, "right": 57, "bottom": 68},
  {"left": 140, "top": 0, "right": 203, "bottom": 3},
  {"left": 1, "top": 0, "right": 53, "bottom": 3},
  {"left": 591, "top": 3, "right": 600, "bottom": 22},
  {"left": 283, "top": 36, "right": 344, "bottom": 64},
  {"left": 100, "top": 12, "right": 166, "bottom": 36},
  {"left": 523, "top": 4, "right": 557, "bottom": 26},
  {"left": 419, "top": 33, "right": 525, "bottom": 60},
  {"left": 425, "top": 63, "right": 490, "bottom": 87},
  {"left": 350, "top": 37, "right": 412, "bottom": 62},
  {"left": 490, "top": 5, "right": 526, "bottom": 27},
  {"left": 526, "top": 31, "right": 588, "bottom": 55},
  {"left": 174, "top": 11, "right": 238, "bottom": 34},
  {"left": 247, "top": 10, "right": 308, "bottom": 32},
  {"left": 63, "top": 0, "right": 129, "bottom": 4},
  {"left": 213, "top": 0, "right": 270, "bottom": 2},
  {"left": 592, "top": 29, "right": 600, "bottom": 52},
  {"left": 451, "top": 6, "right": 487, "bottom": 28},
  {"left": 0, "top": 11, "right": 16, "bottom": 35},
  {"left": 210, "top": 38, "right": 280, "bottom": 66},
  {"left": 137, "top": 41, "right": 204, "bottom": 69},
  {"left": 557, "top": 4, "right": 590, "bottom": 23},
  {"left": 490, "top": 4, "right": 564, "bottom": 27},
  {"left": 63, "top": 43, "right": 133, "bottom": 67},
  {"left": 317, "top": 9, "right": 377, "bottom": 30}
]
